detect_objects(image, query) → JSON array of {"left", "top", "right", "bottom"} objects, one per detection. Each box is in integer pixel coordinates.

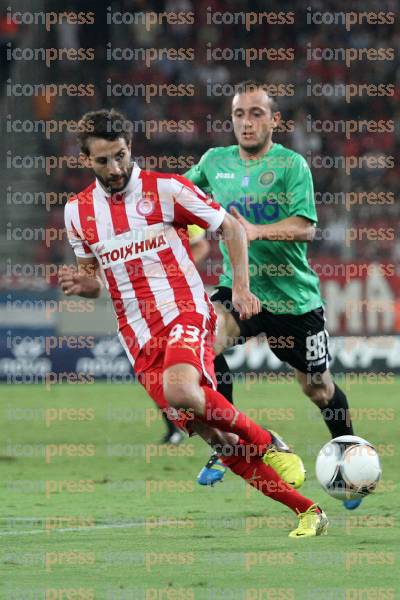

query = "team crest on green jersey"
[{"left": 259, "top": 171, "right": 275, "bottom": 187}]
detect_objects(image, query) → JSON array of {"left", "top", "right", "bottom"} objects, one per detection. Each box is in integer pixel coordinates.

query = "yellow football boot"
[
  {"left": 263, "top": 430, "right": 306, "bottom": 489},
  {"left": 289, "top": 504, "right": 329, "bottom": 538}
]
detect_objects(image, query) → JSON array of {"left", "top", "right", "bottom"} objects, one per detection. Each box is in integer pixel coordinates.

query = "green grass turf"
[{"left": 0, "top": 379, "right": 398, "bottom": 600}]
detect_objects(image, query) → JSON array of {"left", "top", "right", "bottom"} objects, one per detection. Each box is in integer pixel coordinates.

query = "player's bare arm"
[
  {"left": 219, "top": 212, "right": 261, "bottom": 319},
  {"left": 230, "top": 207, "right": 315, "bottom": 243},
  {"left": 59, "top": 257, "right": 103, "bottom": 298}
]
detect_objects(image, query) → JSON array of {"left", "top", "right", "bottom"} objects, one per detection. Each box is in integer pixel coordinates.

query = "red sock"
[
  {"left": 201, "top": 387, "right": 271, "bottom": 455},
  {"left": 222, "top": 453, "right": 315, "bottom": 514}
]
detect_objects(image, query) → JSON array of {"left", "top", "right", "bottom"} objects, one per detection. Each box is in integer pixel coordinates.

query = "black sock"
[
  {"left": 161, "top": 411, "right": 178, "bottom": 434},
  {"left": 320, "top": 384, "right": 354, "bottom": 438},
  {"left": 214, "top": 353, "right": 234, "bottom": 404}
]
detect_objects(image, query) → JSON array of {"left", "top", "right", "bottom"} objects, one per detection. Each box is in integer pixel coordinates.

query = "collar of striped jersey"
[{"left": 95, "top": 162, "right": 141, "bottom": 200}]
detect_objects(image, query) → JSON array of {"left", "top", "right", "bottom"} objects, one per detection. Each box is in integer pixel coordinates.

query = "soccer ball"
[{"left": 315, "top": 435, "right": 382, "bottom": 500}]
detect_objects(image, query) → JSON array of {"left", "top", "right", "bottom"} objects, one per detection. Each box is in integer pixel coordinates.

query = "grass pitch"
[{"left": 0, "top": 379, "right": 398, "bottom": 599}]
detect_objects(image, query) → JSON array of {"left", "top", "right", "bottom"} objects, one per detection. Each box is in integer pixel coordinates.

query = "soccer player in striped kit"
[{"left": 59, "top": 109, "right": 328, "bottom": 538}]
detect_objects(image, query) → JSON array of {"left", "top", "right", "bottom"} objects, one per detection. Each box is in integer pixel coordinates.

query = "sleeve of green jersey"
[
  {"left": 285, "top": 153, "right": 317, "bottom": 223},
  {"left": 184, "top": 149, "right": 213, "bottom": 194}
]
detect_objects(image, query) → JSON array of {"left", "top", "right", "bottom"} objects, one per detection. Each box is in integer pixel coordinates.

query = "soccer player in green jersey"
[{"left": 185, "top": 80, "right": 359, "bottom": 509}]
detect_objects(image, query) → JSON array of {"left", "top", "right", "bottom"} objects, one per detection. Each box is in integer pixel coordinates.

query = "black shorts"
[{"left": 211, "top": 287, "right": 330, "bottom": 375}]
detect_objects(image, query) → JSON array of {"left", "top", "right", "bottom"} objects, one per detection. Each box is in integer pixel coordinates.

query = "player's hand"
[
  {"left": 230, "top": 207, "right": 259, "bottom": 242},
  {"left": 58, "top": 265, "right": 88, "bottom": 296},
  {"left": 232, "top": 287, "right": 262, "bottom": 320}
]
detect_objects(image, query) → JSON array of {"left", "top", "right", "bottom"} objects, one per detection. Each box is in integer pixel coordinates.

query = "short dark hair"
[
  {"left": 234, "top": 80, "right": 279, "bottom": 112},
  {"left": 77, "top": 108, "right": 133, "bottom": 155}
]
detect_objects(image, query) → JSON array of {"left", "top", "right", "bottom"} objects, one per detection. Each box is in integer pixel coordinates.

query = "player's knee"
[
  {"left": 304, "top": 384, "right": 331, "bottom": 408},
  {"left": 163, "top": 381, "right": 200, "bottom": 410}
]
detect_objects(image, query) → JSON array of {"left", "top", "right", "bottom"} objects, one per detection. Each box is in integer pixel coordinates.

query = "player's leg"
[
  {"left": 192, "top": 420, "right": 328, "bottom": 538},
  {"left": 163, "top": 358, "right": 305, "bottom": 487},
  {"left": 262, "top": 306, "right": 355, "bottom": 439},
  {"left": 289, "top": 307, "right": 354, "bottom": 438},
  {"left": 163, "top": 361, "right": 271, "bottom": 453},
  {"left": 295, "top": 365, "right": 359, "bottom": 511},
  {"left": 163, "top": 314, "right": 305, "bottom": 487},
  {"left": 295, "top": 368, "right": 354, "bottom": 438},
  {"left": 265, "top": 308, "right": 359, "bottom": 510},
  {"left": 162, "top": 313, "right": 269, "bottom": 451},
  {"left": 139, "top": 363, "right": 326, "bottom": 538},
  {"left": 135, "top": 319, "right": 320, "bottom": 534},
  {"left": 118, "top": 326, "right": 184, "bottom": 444}
]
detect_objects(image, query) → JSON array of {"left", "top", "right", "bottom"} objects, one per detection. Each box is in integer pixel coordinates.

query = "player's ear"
[
  {"left": 79, "top": 152, "right": 91, "bottom": 168},
  {"left": 272, "top": 111, "right": 282, "bottom": 128}
]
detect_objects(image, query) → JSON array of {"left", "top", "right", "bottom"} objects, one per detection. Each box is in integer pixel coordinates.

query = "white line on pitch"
[{"left": 0, "top": 520, "right": 191, "bottom": 537}]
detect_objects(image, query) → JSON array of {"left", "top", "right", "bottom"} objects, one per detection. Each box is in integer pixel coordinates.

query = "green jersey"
[{"left": 185, "top": 143, "right": 323, "bottom": 315}]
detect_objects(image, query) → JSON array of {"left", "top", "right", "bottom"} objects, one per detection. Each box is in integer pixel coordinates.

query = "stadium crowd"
[{"left": 3, "top": 0, "right": 399, "bottom": 268}]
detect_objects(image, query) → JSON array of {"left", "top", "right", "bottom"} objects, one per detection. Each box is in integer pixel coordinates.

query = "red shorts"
[{"left": 120, "top": 312, "right": 217, "bottom": 432}]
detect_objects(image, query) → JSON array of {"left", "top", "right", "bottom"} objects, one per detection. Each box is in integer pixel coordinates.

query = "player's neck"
[{"left": 238, "top": 140, "right": 274, "bottom": 161}]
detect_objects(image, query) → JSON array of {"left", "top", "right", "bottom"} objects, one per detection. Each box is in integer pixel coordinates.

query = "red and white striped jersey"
[{"left": 64, "top": 163, "right": 225, "bottom": 363}]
